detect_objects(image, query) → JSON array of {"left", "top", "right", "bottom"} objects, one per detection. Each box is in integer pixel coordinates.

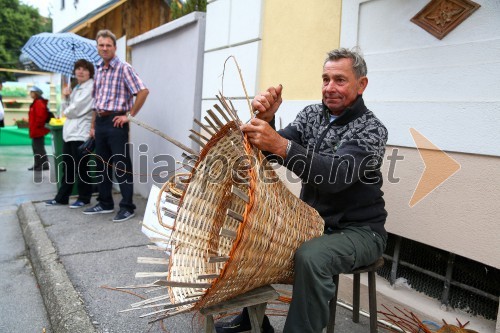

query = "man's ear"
[{"left": 357, "top": 76, "right": 368, "bottom": 95}]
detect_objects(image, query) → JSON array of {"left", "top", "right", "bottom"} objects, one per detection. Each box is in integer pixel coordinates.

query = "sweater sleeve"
[
  {"left": 283, "top": 120, "right": 388, "bottom": 194},
  {"left": 262, "top": 108, "right": 307, "bottom": 154}
]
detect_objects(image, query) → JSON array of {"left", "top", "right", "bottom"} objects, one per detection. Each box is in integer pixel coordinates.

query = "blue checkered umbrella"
[{"left": 21, "top": 32, "right": 101, "bottom": 76}]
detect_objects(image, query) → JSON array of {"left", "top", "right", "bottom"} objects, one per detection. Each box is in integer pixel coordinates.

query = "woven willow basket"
[{"left": 135, "top": 97, "right": 323, "bottom": 322}]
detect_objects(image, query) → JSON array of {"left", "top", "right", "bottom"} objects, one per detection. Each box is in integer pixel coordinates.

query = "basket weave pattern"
[{"left": 166, "top": 121, "right": 324, "bottom": 310}]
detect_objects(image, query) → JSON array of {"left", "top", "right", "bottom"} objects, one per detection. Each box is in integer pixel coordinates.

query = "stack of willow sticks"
[{"left": 125, "top": 94, "right": 324, "bottom": 325}]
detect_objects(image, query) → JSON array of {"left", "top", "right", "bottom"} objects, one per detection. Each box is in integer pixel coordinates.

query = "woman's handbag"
[{"left": 78, "top": 137, "right": 95, "bottom": 156}]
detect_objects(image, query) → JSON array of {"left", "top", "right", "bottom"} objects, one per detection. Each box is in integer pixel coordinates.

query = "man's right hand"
[
  {"left": 251, "top": 84, "right": 283, "bottom": 122},
  {"left": 89, "top": 128, "right": 95, "bottom": 138}
]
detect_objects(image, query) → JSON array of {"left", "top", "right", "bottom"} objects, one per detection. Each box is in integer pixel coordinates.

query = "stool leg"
[
  {"left": 352, "top": 273, "right": 360, "bottom": 323},
  {"left": 368, "top": 271, "right": 378, "bottom": 333},
  {"left": 326, "top": 275, "right": 339, "bottom": 333},
  {"left": 204, "top": 314, "right": 216, "bottom": 333},
  {"left": 255, "top": 303, "right": 267, "bottom": 326},
  {"left": 248, "top": 303, "right": 267, "bottom": 333}
]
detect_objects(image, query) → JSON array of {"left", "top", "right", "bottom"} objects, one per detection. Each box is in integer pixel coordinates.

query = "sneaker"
[
  {"left": 30, "top": 164, "right": 50, "bottom": 171},
  {"left": 214, "top": 308, "right": 274, "bottom": 333},
  {"left": 45, "top": 199, "right": 63, "bottom": 206},
  {"left": 69, "top": 200, "right": 88, "bottom": 209},
  {"left": 113, "top": 209, "right": 135, "bottom": 222},
  {"left": 83, "top": 204, "right": 114, "bottom": 215}
]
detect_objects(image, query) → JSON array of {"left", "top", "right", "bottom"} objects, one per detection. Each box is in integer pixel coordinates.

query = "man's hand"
[
  {"left": 113, "top": 115, "right": 129, "bottom": 128},
  {"left": 251, "top": 84, "right": 283, "bottom": 122},
  {"left": 89, "top": 128, "right": 95, "bottom": 138},
  {"left": 241, "top": 118, "right": 289, "bottom": 158}
]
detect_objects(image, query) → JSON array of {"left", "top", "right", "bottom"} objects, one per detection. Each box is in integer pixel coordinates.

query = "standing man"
[
  {"left": 215, "top": 48, "right": 388, "bottom": 333},
  {"left": 83, "top": 29, "right": 149, "bottom": 222},
  {"left": 0, "top": 80, "right": 6, "bottom": 172}
]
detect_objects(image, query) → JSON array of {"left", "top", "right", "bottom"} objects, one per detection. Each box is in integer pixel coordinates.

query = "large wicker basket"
[{"left": 135, "top": 97, "right": 324, "bottom": 322}]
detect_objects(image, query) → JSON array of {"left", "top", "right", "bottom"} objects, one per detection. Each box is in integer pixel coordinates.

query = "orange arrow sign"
[{"left": 409, "top": 128, "right": 461, "bottom": 207}]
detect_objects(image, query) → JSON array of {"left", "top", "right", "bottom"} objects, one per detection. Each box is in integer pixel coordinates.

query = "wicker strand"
[{"left": 221, "top": 55, "right": 252, "bottom": 117}]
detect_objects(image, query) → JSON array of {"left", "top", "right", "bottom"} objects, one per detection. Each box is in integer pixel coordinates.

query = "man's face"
[
  {"left": 321, "top": 58, "right": 368, "bottom": 115},
  {"left": 97, "top": 36, "right": 116, "bottom": 62}
]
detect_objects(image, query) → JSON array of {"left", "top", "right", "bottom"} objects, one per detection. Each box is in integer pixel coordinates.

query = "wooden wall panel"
[{"left": 74, "top": 0, "right": 171, "bottom": 58}]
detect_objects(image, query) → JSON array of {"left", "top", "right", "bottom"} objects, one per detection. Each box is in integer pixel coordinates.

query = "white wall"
[
  {"left": 341, "top": 0, "right": 500, "bottom": 157},
  {"left": 202, "top": 0, "right": 263, "bottom": 121},
  {"left": 51, "top": 0, "right": 109, "bottom": 32},
  {"left": 116, "top": 36, "right": 126, "bottom": 63},
  {"left": 128, "top": 12, "right": 206, "bottom": 198},
  {"left": 17, "top": 73, "right": 58, "bottom": 86}
]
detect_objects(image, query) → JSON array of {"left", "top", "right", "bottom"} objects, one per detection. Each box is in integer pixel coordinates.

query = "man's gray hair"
[
  {"left": 96, "top": 29, "right": 117, "bottom": 46},
  {"left": 324, "top": 47, "right": 367, "bottom": 78}
]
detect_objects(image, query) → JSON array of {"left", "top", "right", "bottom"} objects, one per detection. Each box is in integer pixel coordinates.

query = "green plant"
[
  {"left": 169, "top": 0, "right": 206, "bottom": 21},
  {"left": 14, "top": 117, "right": 29, "bottom": 127},
  {"left": 0, "top": 0, "right": 52, "bottom": 81},
  {"left": 2, "top": 85, "right": 28, "bottom": 97},
  {"left": 3, "top": 100, "right": 22, "bottom": 108}
]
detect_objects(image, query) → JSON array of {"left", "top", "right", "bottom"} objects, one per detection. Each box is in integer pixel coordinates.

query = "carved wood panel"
[{"left": 411, "top": 0, "right": 480, "bottom": 40}]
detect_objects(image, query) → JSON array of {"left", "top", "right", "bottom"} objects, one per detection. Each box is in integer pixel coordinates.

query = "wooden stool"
[
  {"left": 327, "top": 257, "right": 384, "bottom": 333},
  {"left": 200, "top": 285, "right": 279, "bottom": 333}
]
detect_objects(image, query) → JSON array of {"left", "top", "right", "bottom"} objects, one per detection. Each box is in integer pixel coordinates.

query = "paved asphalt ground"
[{"left": 0, "top": 144, "right": 385, "bottom": 333}]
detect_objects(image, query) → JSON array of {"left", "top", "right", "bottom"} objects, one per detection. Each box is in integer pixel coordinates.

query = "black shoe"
[
  {"left": 83, "top": 204, "right": 114, "bottom": 215},
  {"left": 0, "top": 167, "right": 6, "bottom": 172},
  {"left": 214, "top": 308, "right": 274, "bottom": 333},
  {"left": 113, "top": 209, "right": 135, "bottom": 222},
  {"left": 30, "top": 164, "right": 49, "bottom": 171},
  {"left": 261, "top": 316, "right": 274, "bottom": 333},
  {"left": 215, "top": 308, "right": 250, "bottom": 333},
  {"left": 69, "top": 200, "right": 88, "bottom": 209},
  {"left": 45, "top": 199, "right": 64, "bottom": 206}
]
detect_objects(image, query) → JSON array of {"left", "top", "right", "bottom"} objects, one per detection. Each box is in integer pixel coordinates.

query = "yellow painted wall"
[{"left": 259, "top": 0, "right": 342, "bottom": 100}]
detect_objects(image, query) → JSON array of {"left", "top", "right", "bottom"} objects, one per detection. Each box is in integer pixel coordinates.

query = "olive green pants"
[{"left": 283, "top": 226, "right": 387, "bottom": 333}]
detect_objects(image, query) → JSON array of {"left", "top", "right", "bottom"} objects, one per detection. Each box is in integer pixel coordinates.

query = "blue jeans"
[
  {"left": 283, "top": 226, "right": 387, "bottom": 333},
  {"left": 94, "top": 115, "right": 135, "bottom": 211}
]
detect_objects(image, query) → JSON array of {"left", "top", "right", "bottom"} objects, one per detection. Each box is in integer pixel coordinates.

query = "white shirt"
[{"left": 61, "top": 79, "right": 94, "bottom": 142}]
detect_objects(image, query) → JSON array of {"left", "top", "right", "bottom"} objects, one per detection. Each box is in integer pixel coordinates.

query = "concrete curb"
[{"left": 18, "top": 202, "right": 96, "bottom": 333}]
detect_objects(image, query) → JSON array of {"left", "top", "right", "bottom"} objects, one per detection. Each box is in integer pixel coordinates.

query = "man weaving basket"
[{"left": 215, "top": 48, "right": 388, "bottom": 333}]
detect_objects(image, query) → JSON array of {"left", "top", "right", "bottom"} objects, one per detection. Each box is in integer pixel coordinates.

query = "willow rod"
[
  {"left": 221, "top": 55, "right": 252, "bottom": 117},
  {"left": 127, "top": 115, "right": 197, "bottom": 155}
]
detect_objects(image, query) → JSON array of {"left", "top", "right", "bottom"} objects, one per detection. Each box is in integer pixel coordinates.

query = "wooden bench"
[{"left": 200, "top": 285, "right": 279, "bottom": 333}]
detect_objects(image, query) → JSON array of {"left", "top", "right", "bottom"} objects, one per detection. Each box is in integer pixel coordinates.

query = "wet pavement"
[{"left": 0, "top": 145, "right": 53, "bottom": 333}]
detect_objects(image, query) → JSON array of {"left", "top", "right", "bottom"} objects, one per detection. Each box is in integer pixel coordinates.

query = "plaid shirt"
[{"left": 93, "top": 56, "right": 147, "bottom": 112}]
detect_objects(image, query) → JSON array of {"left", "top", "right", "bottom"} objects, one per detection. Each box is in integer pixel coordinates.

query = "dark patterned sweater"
[{"left": 271, "top": 95, "right": 388, "bottom": 237}]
